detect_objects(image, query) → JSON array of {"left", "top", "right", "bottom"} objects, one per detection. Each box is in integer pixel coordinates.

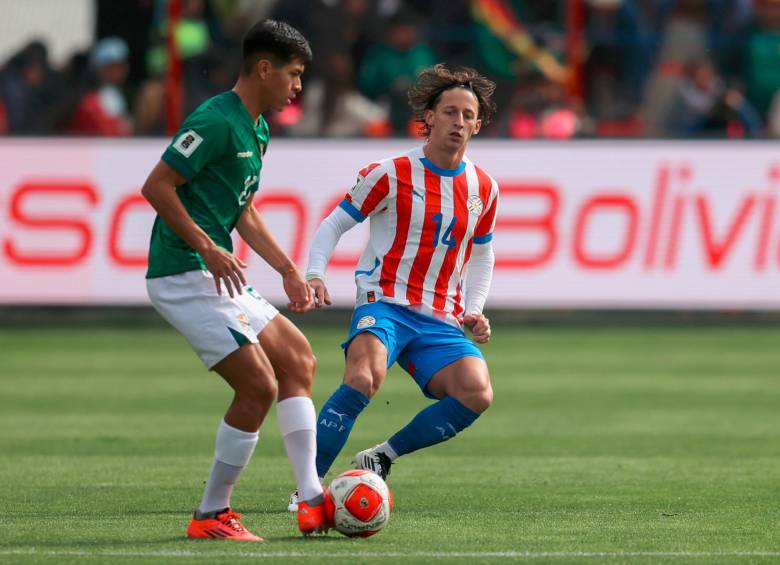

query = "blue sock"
[
  {"left": 387, "top": 396, "right": 480, "bottom": 457},
  {"left": 315, "top": 384, "right": 369, "bottom": 478}
]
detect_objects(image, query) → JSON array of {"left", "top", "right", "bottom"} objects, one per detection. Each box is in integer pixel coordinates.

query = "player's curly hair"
[{"left": 408, "top": 64, "right": 497, "bottom": 137}]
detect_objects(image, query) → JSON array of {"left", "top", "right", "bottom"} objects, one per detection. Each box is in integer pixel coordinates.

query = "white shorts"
[{"left": 146, "top": 269, "right": 279, "bottom": 369}]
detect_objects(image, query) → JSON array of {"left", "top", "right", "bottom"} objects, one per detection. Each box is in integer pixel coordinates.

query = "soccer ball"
[{"left": 327, "top": 469, "right": 393, "bottom": 537}]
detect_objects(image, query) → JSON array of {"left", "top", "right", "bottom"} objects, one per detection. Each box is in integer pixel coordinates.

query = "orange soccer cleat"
[
  {"left": 297, "top": 488, "right": 334, "bottom": 535},
  {"left": 186, "top": 508, "right": 263, "bottom": 541}
]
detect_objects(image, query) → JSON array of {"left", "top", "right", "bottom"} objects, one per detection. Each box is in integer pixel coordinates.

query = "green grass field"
[{"left": 1, "top": 321, "right": 779, "bottom": 564}]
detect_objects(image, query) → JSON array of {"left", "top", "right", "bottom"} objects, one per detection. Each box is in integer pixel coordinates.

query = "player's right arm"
[
  {"left": 141, "top": 160, "right": 247, "bottom": 297},
  {"left": 306, "top": 206, "right": 359, "bottom": 307},
  {"left": 306, "top": 162, "right": 387, "bottom": 307}
]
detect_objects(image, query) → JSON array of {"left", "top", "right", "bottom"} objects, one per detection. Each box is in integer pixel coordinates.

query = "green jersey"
[{"left": 146, "top": 91, "right": 270, "bottom": 278}]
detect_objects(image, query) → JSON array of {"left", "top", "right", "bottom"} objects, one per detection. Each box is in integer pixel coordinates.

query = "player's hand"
[
  {"left": 464, "top": 313, "right": 491, "bottom": 344},
  {"left": 308, "top": 278, "right": 332, "bottom": 309},
  {"left": 283, "top": 267, "right": 314, "bottom": 314},
  {"left": 724, "top": 89, "right": 744, "bottom": 109},
  {"left": 200, "top": 245, "right": 247, "bottom": 298}
]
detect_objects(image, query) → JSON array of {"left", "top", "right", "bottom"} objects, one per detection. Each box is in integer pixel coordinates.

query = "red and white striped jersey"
[{"left": 340, "top": 146, "right": 498, "bottom": 326}]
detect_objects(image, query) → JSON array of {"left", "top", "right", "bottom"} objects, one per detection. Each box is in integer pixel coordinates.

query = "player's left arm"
[
  {"left": 463, "top": 242, "right": 494, "bottom": 344},
  {"left": 464, "top": 180, "right": 499, "bottom": 344},
  {"left": 236, "top": 195, "right": 313, "bottom": 313}
]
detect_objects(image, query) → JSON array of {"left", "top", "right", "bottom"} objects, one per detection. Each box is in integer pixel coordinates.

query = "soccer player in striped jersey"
[
  {"left": 293, "top": 64, "right": 498, "bottom": 505},
  {"left": 142, "top": 20, "right": 330, "bottom": 540}
]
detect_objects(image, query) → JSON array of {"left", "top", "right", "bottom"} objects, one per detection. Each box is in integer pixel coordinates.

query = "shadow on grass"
[
  {"left": 1, "top": 534, "right": 360, "bottom": 553},
  {"left": 0, "top": 537, "right": 181, "bottom": 549}
]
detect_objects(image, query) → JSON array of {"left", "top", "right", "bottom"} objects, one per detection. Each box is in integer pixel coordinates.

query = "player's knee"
[
  {"left": 303, "top": 352, "right": 317, "bottom": 382},
  {"left": 343, "top": 369, "right": 377, "bottom": 398},
  {"left": 241, "top": 371, "right": 278, "bottom": 405},
  {"left": 291, "top": 350, "right": 317, "bottom": 388},
  {"left": 471, "top": 383, "right": 493, "bottom": 413},
  {"left": 456, "top": 380, "right": 493, "bottom": 414}
]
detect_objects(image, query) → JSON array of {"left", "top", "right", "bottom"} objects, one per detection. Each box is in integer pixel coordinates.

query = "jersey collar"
[
  {"left": 420, "top": 156, "right": 466, "bottom": 177},
  {"left": 230, "top": 90, "right": 261, "bottom": 128}
]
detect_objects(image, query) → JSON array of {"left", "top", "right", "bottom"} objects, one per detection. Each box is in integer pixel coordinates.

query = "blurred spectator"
[
  {"left": 767, "top": 94, "right": 780, "bottom": 139},
  {"left": 65, "top": 37, "right": 132, "bottom": 136},
  {"left": 640, "top": 0, "right": 711, "bottom": 136},
  {"left": 666, "top": 58, "right": 761, "bottom": 137},
  {"left": 54, "top": 51, "right": 91, "bottom": 131},
  {"left": 585, "top": 0, "right": 654, "bottom": 122},
  {"left": 95, "top": 0, "right": 155, "bottom": 96},
  {"left": 0, "top": 41, "right": 63, "bottom": 134},
  {"left": 325, "top": 0, "right": 377, "bottom": 76},
  {"left": 768, "top": 90, "right": 780, "bottom": 137},
  {"left": 133, "top": 76, "right": 166, "bottom": 135},
  {"left": 357, "top": 9, "right": 436, "bottom": 135},
  {"left": 710, "top": 0, "right": 755, "bottom": 75},
  {"left": 1, "top": 1, "right": 778, "bottom": 139},
  {"left": 272, "top": 0, "right": 377, "bottom": 85},
  {"left": 288, "top": 48, "right": 388, "bottom": 137},
  {"left": 136, "top": 0, "right": 225, "bottom": 135},
  {"left": 470, "top": 0, "right": 569, "bottom": 135},
  {"left": 214, "top": 0, "right": 278, "bottom": 39},
  {"left": 146, "top": 0, "right": 213, "bottom": 89},
  {"left": 414, "top": 0, "right": 476, "bottom": 68},
  {"left": 742, "top": 0, "right": 780, "bottom": 119},
  {"left": 506, "top": 75, "right": 584, "bottom": 139}
]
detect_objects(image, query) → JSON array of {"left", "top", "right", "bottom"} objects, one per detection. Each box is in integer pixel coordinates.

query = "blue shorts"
[{"left": 342, "top": 301, "right": 484, "bottom": 398}]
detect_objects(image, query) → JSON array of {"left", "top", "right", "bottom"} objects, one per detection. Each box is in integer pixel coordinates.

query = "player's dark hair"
[
  {"left": 242, "top": 19, "right": 312, "bottom": 74},
  {"left": 408, "top": 64, "right": 497, "bottom": 137}
]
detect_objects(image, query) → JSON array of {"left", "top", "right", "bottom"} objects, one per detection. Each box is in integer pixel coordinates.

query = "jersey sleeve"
[
  {"left": 161, "top": 111, "right": 230, "bottom": 180},
  {"left": 473, "top": 179, "right": 499, "bottom": 244},
  {"left": 338, "top": 162, "right": 389, "bottom": 223}
]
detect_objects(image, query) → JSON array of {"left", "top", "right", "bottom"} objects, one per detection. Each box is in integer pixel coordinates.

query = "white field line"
[{"left": 0, "top": 549, "right": 779, "bottom": 559}]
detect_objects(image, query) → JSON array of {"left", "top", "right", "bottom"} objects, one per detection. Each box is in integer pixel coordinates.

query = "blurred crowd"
[{"left": 2, "top": 0, "right": 780, "bottom": 139}]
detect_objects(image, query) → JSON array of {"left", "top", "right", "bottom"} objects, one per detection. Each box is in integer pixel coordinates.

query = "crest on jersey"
[
  {"left": 357, "top": 315, "right": 376, "bottom": 329},
  {"left": 467, "top": 195, "right": 484, "bottom": 216}
]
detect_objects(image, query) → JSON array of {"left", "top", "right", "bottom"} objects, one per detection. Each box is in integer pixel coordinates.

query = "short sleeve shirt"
[{"left": 146, "top": 91, "right": 269, "bottom": 278}]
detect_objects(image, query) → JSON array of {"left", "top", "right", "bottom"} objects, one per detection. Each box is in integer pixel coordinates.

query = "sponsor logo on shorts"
[
  {"left": 172, "top": 130, "right": 203, "bottom": 157},
  {"left": 236, "top": 313, "right": 252, "bottom": 332},
  {"left": 467, "top": 195, "right": 484, "bottom": 216},
  {"left": 356, "top": 315, "right": 376, "bottom": 329}
]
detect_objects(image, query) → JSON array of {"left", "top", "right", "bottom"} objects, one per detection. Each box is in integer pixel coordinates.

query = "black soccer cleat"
[{"left": 353, "top": 445, "right": 392, "bottom": 480}]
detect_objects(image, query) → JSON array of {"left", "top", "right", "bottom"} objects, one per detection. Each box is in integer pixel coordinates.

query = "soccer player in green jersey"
[{"left": 142, "top": 20, "right": 330, "bottom": 541}]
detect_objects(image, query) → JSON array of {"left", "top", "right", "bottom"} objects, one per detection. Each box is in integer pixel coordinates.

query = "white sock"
[
  {"left": 198, "top": 420, "right": 259, "bottom": 514},
  {"left": 198, "top": 460, "right": 242, "bottom": 515},
  {"left": 376, "top": 441, "right": 399, "bottom": 461},
  {"left": 277, "top": 396, "right": 323, "bottom": 503}
]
